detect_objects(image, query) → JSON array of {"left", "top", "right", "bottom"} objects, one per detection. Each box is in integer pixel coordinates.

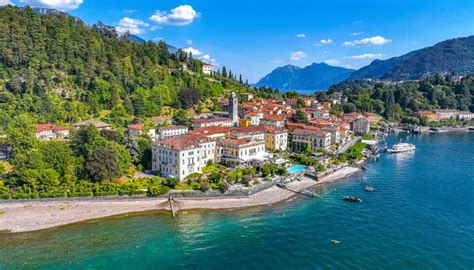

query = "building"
[
  {"left": 244, "top": 111, "right": 263, "bottom": 126},
  {"left": 202, "top": 64, "right": 213, "bottom": 75},
  {"left": 151, "top": 135, "right": 216, "bottom": 180},
  {"left": 291, "top": 128, "right": 332, "bottom": 152},
  {"left": 230, "top": 125, "right": 266, "bottom": 141},
  {"left": 435, "top": 109, "right": 459, "bottom": 120},
  {"left": 158, "top": 125, "right": 189, "bottom": 140},
  {"left": 241, "top": 93, "right": 254, "bottom": 101},
  {"left": 458, "top": 111, "right": 474, "bottom": 121},
  {"left": 128, "top": 124, "right": 157, "bottom": 139},
  {"left": 260, "top": 115, "right": 286, "bottom": 128},
  {"left": 239, "top": 118, "right": 252, "bottom": 128},
  {"left": 229, "top": 92, "right": 239, "bottom": 126},
  {"left": 35, "top": 124, "right": 70, "bottom": 141},
  {"left": 73, "top": 120, "right": 111, "bottom": 130},
  {"left": 189, "top": 126, "right": 232, "bottom": 140},
  {"left": 353, "top": 118, "right": 370, "bottom": 135},
  {"left": 219, "top": 138, "right": 268, "bottom": 167},
  {"left": 192, "top": 117, "right": 233, "bottom": 129},
  {"left": 264, "top": 126, "right": 288, "bottom": 151},
  {"left": 415, "top": 111, "right": 438, "bottom": 122},
  {"left": 310, "top": 109, "right": 330, "bottom": 120}
]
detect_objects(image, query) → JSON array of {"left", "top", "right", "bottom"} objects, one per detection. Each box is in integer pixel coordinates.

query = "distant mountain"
[
  {"left": 348, "top": 36, "right": 474, "bottom": 81},
  {"left": 256, "top": 63, "right": 354, "bottom": 91}
]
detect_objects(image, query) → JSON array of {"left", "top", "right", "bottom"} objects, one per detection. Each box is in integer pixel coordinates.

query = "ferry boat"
[{"left": 386, "top": 143, "right": 416, "bottom": 154}]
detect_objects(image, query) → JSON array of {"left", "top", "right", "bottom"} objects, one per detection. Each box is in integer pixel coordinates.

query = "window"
[{"left": 188, "top": 151, "right": 194, "bottom": 156}]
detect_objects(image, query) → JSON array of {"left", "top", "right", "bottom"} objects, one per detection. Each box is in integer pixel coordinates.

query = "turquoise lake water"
[{"left": 0, "top": 132, "right": 473, "bottom": 269}]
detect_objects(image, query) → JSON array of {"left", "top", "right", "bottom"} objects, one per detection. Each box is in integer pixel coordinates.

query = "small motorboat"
[
  {"left": 364, "top": 186, "right": 375, "bottom": 192},
  {"left": 343, "top": 196, "right": 362, "bottom": 203},
  {"left": 331, "top": 239, "right": 340, "bottom": 244}
]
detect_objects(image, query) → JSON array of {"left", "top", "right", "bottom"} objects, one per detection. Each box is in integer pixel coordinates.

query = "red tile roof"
[
  {"left": 292, "top": 128, "right": 329, "bottom": 137},
  {"left": 36, "top": 124, "right": 68, "bottom": 133},
  {"left": 128, "top": 124, "right": 144, "bottom": 130},
  {"left": 193, "top": 117, "right": 232, "bottom": 123},
  {"left": 190, "top": 126, "right": 232, "bottom": 135}
]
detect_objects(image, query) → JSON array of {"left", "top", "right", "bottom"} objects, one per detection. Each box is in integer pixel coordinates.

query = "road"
[{"left": 336, "top": 136, "right": 360, "bottom": 155}]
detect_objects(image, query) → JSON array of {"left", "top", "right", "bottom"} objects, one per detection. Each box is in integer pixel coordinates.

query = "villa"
[
  {"left": 73, "top": 120, "right": 111, "bottom": 130},
  {"left": 291, "top": 128, "right": 332, "bottom": 152},
  {"left": 152, "top": 135, "right": 216, "bottom": 180},
  {"left": 35, "top": 124, "right": 70, "bottom": 141},
  {"left": 219, "top": 138, "right": 268, "bottom": 167},
  {"left": 158, "top": 125, "right": 189, "bottom": 140}
]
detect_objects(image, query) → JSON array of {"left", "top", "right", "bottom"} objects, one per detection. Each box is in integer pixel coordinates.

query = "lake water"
[{"left": 1, "top": 132, "right": 473, "bottom": 269}]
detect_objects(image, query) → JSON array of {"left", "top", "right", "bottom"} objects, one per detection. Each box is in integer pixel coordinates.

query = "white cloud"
[
  {"left": 186, "top": 39, "right": 193, "bottom": 45},
  {"left": 200, "top": 54, "right": 211, "bottom": 60},
  {"left": 345, "top": 53, "right": 385, "bottom": 59},
  {"left": 183, "top": 47, "right": 202, "bottom": 56},
  {"left": 324, "top": 59, "right": 339, "bottom": 65},
  {"left": 116, "top": 17, "right": 149, "bottom": 35},
  {"left": 124, "top": 9, "right": 137, "bottom": 14},
  {"left": 350, "top": 32, "right": 364, "bottom": 36},
  {"left": 320, "top": 39, "right": 333, "bottom": 44},
  {"left": 0, "top": 0, "right": 14, "bottom": 6},
  {"left": 342, "top": 36, "right": 391, "bottom": 46},
  {"left": 290, "top": 51, "right": 307, "bottom": 61},
  {"left": 323, "top": 50, "right": 328, "bottom": 54},
  {"left": 270, "top": 58, "right": 281, "bottom": 63},
  {"left": 344, "top": 64, "right": 353, "bottom": 69},
  {"left": 296, "top": 33, "right": 306, "bottom": 38},
  {"left": 150, "top": 5, "right": 199, "bottom": 26},
  {"left": 20, "top": 0, "right": 83, "bottom": 10}
]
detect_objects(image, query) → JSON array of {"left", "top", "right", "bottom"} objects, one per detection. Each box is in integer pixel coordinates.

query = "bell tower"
[{"left": 228, "top": 92, "right": 239, "bottom": 126}]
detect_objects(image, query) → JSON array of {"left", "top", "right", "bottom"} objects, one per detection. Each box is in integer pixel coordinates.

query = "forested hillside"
[
  {"left": 0, "top": 6, "right": 250, "bottom": 131},
  {"left": 347, "top": 36, "right": 474, "bottom": 81},
  {"left": 328, "top": 75, "right": 474, "bottom": 122}
]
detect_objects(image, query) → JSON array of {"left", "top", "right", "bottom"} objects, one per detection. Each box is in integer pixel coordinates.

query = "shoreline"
[{"left": 0, "top": 166, "right": 360, "bottom": 233}]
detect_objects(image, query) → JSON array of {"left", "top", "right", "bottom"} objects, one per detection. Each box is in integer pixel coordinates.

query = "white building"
[
  {"left": 73, "top": 120, "right": 111, "bottom": 130},
  {"left": 230, "top": 125, "right": 266, "bottom": 141},
  {"left": 158, "top": 125, "right": 189, "bottom": 140},
  {"left": 244, "top": 111, "right": 263, "bottom": 126},
  {"left": 152, "top": 135, "right": 216, "bottom": 180},
  {"left": 35, "top": 124, "right": 70, "bottom": 141},
  {"left": 291, "top": 128, "right": 332, "bottom": 152},
  {"left": 264, "top": 126, "right": 288, "bottom": 151},
  {"left": 310, "top": 109, "right": 330, "bottom": 120},
  {"left": 220, "top": 138, "right": 268, "bottom": 167},
  {"left": 353, "top": 118, "right": 370, "bottom": 135},
  {"left": 202, "top": 64, "right": 213, "bottom": 75},
  {"left": 192, "top": 117, "right": 233, "bottom": 129},
  {"left": 458, "top": 111, "right": 474, "bottom": 121}
]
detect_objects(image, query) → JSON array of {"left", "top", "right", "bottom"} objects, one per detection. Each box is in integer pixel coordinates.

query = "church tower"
[{"left": 229, "top": 92, "right": 239, "bottom": 126}]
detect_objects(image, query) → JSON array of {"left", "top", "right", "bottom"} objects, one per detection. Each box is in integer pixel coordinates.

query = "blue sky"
[{"left": 2, "top": 0, "right": 474, "bottom": 82}]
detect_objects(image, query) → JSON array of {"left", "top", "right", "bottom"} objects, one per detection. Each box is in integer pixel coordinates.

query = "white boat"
[{"left": 386, "top": 143, "right": 416, "bottom": 153}]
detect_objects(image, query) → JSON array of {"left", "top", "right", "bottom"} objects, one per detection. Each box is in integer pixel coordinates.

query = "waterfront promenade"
[{"left": 0, "top": 166, "right": 359, "bottom": 233}]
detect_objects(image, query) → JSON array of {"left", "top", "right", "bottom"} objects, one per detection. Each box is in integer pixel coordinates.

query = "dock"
[
  {"left": 276, "top": 183, "right": 317, "bottom": 197},
  {"left": 168, "top": 195, "right": 176, "bottom": 218}
]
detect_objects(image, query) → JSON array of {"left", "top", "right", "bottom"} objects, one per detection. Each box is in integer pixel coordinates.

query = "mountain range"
[
  {"left": 256, "top": 36, "right": 474, "bottom": 91},
  {"left": 255, "top": 63, "right": 354, "bottom": 91}
]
